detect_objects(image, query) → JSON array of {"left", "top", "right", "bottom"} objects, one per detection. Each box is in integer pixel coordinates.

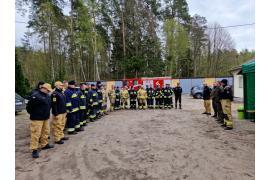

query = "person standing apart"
[
  {"left": 51, "top": 81, "right": 69, "bottom": 145},
  {"left": 26, "top": 83, "right": 54, "bottom": 158},
  {"left": 202, "top": 83, "right": 212, "bottom": 115},
  {"left": 173, "top": 82, "right": 182, "bottom": 109}
]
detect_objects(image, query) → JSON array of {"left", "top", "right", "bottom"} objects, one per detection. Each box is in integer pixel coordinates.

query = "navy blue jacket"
[
  {"left": 64, "top": 87, "right": 80, "bottom": 113},
  {"left": 88, "top": 89, "right": 98, "bottom": 107},
  {"left": 51, "top": 88, "right": 66, "bottom": 116},
  {"left": 77, "top": 89, "right": 87, "bottom": 110},
  {"left": 146, "top": 88, "right": 155, "bottom": 98},
  {"left": 173, "top": 86, "right": 182, "bottom": 96},
  {"left": 26, "top": 90, "right": 51, "bottom": 120},
  {"left": 203, "top": 86, "right": 211, "bottom": 100},
  {"left": 162, "top": 87, "right": 173, "bottom": 97}
]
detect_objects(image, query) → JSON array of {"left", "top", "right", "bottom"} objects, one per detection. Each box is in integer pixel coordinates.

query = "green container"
[
  {"left": 242, "top": 60, "right": 255, "bottom": 119},
  {"left": 237, "top": 106, "right": 245, "bottom": 120}
]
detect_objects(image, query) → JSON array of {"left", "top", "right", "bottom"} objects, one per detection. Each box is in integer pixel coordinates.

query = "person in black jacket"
[
  {"left": 78, "top": 83, "right": 88, "bottom": 127},
  {"left": 202, "top": 83, "right": 212, "bottom": 115},
  {"left": 26, "top": 83, "right": 54, "bottom": 158},
  {"left": 173, "top": 82, "right": 182, "bottom": 109},
  {"left": 51, "top": 81, "right": 68, "bottom": 145}
]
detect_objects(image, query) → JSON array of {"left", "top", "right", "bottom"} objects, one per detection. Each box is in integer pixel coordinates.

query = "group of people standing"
[
  {"left": 26, "top": 80, "right": 183, "bottom": 158},
  {"left": 202, "top": 79, "right": 234, "bottom": 130},
  {"left": 107, "top": 83, "right": 183, "bottom": 111}
]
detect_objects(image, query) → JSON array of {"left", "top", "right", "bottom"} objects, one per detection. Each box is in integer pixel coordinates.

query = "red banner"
[{"left": 153, "top": 79, "right": 164, "bottom": 88}]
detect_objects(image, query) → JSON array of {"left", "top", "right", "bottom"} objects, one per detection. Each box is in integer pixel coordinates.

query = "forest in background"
[{"left": 15, "top": 0, "right": 255, "bottom": 96}]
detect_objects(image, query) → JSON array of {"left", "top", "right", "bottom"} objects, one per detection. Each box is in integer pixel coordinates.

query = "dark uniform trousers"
[
  {"left": 147, "top": 97, "right": 154, "bottom": 108},
  {"left": 175, "top": 95, "right": 181, "bottom": 108}
]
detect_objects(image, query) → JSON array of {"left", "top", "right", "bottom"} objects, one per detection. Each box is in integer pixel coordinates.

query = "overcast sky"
[
  {"left": 15, "top": 0, "right": 255, "bottom": 51},
  {"left": 186, "top": 0, "right": 255, "bottom": 51}
]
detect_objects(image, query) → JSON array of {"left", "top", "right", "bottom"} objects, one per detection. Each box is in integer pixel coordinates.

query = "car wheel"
[{"left": 195, "top": 93, "right": 202, "bottom": 99}]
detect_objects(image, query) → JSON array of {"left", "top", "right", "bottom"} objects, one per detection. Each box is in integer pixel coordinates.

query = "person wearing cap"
[
  {"left": 154, "top": 85, "right": 163, "bottom": 109},
  {"left": 220, "top": 79, "right": 234, "bottom": 130},
  {"left": 202, "top": 83, "right": 212, "bottom": 115},
  {"left": 77, "top": 83, "right": 88, "bottom": 127},
  {"left": 114, "top": 86, "right": 121, "bottom": 110},
  {"left": 108, "top": 85, "right": 116, "bottom": 111},
  {"left": 120, "top": 86, "right": 129, "bottom": 109},
  {"left": 26, "top": 83, "right": 54, "bottom": 158},
  {"left": 173, "top": 82, "right": 182, "bottom": 109},
  {"left": 129, "top": 86, "right": 137, "bottom": 110},
  {"left": 162, "top": 83, "right": 173, "bottom": 109},
  {"left": 88, "top": 84, "right": 99, "bottom": 121},
  {"left": 64, "top": 80, "right": 82, "bottom": 134},
  {"left": 146, "top": 84, "right": 155, "bottom": 109},
  {"left": 51, "top": 81, "right": 69, "bottom": 145},
  {"left": 137, "top": 85, "right": 147, "bottom": 109}
]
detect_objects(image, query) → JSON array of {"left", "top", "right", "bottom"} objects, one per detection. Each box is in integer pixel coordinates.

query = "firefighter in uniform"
[
  {"left": 173, "top": 82, "right": 182, "bottom": 109},
  {"left": 220, "top": 79, "right": 234, "bottom": 130},
  {"left": 138, "top": 85, "right": 147, "bottom": 109},
  {"left": 51, "top": 81, "right": 69, "bottom": 145},
  {"left": 108, "top": 85, "right": 116, "bottom": 111},
  {"left": 96, "top": 81, "right": 103, "bottom": 118},
  {"left": 163, "top": 84, "right": 173, "bottom": 109},
  {"left": 88, "top": 84, "right": 99, "bottom": 122},
  {"left": 146, "top": 85, "right": 155, "bottom": 109},
  {"left": 155, "top": 85, "right": 163, "bottom": 109},
  {"left": 115, "top": 86, "right": 121, "bottom": 110},
  {"left": 202, "top": 83, "right": 212, "bottom": 115},
  {"left": 210, "top": 82, "right": 218, "bottom": 117},
  {"left": 120, "top": 86, "right": 129, "bottom": 109},
  {"left": 26, "top": 83, "right": 54, "bottom": 158},
  {"left": 64, "top": 80, "right": 82, "bottom": 134},
  {"left": 215, "top": 81, "right": 224, "bottom": 123},
  {"left": 77, "top": 83, "right": 87, "bottom": 127},
  {"left": 129, "top": 86, "right": 137, "bottom": 109},
  {"left": 101, "top": 85, "right": 108, "bottom": 115}
]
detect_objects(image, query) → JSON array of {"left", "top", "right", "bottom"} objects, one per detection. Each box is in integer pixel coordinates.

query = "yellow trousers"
[
  {"left": 51, "top": 113, "right": 66, "bottom": 142},
  {"left": 221, "top": 99, "right": 233, "bottom": 128},
  {"left": 30, "top": 120, "right": 49, "bottom": 150},
  {"left": 204, "top": 100, "right": 211, "bottom": 113},
  {"left": 139, "top": 99, "right": 147, "bottom": 109},
  {"left": 121, "top": 98, "right": 128, "bottom": 108}
]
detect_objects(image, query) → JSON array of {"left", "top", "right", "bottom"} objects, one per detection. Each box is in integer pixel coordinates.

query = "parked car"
[
  {"left": 15, "top": 93, "right": 26, "bottom": 114},
  {"left": 190, "top": 85, "right": 204, "bottom": 99}
]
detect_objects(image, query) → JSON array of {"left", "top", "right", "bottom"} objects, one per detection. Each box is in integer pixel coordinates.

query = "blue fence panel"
[
  {"left": 191, "top": 78, "right": 204, "bottom": 87},
  {"left": 180, "top": 79, "right": 192, "bottom": 94},
  {"left": 115, "top": 81, "right": 123, "bottom": 88}
]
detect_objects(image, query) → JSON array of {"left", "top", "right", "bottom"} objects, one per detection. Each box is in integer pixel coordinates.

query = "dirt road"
[{"left": 16, "top": 95, "right": 254, "bottom": 180}]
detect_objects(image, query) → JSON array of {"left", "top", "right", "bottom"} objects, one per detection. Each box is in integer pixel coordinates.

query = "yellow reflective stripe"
[
  {"left": 90, "top": 115, "right": 96, "bottom": 118},
  {"left": 72, "top": 107, "right": 79, "bottom": 112},
  {"left": 93, "top": 102, "right": 98, "bottom": 105},
  {"left": 71, "top": 93, "right": 78, "bottom": 98},
  {"left": 80, "top": 106, "right": 86, "bottom": 109},
  {"left": 66, "top": 102, "right": 72, "bottom": 107},
  {"left": 98, "top": 100, "right": 103, "bottom": 102},
  {"left": 80, "top": 122, "right": 84, "bottom": 125},
  {"left": 80, "top": 95, "right": 86, "bottom": 99},
  {"left": 67, "top": 128, "right": 75, "bottom": 132},
  {"left": 75, "top": 124, "right": 80, "bottom": 128},
  {"left": 93, "top": 94, "right": 97, "bottom": 96}
]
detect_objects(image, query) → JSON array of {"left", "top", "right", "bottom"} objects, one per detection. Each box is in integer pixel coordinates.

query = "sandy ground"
[{"left": 15, "top": 95, "right": 255, "bottom": 180}]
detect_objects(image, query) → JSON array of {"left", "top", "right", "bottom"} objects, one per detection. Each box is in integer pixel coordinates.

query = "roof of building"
[{"left": 229, "top": 59, "right": 255, "bottom": 74}]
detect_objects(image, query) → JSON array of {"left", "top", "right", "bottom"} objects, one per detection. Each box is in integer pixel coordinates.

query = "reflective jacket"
[
  {"left": 120, "top": 89, "right": 129, "bottom": 99},
  {"left": 51, "top": 88, "right": 66, "bottom": 116},
  {"left": 155, "top": 88, "right": 163, "bottom": 98},
  {"left": 26, "top": 90, "right": 51, "bottom": 120},
  {"left": 162, "top": 87, "right": 173, "bottom": 98},
  {"left": 88, "top": 89, "right": 99, "bottom": 107},
  {"left": 78, "top": 89, "right": 87, "bottom": 110},
  {"left": 96, "top": 88, "right": 103, "bottom": 103},
  {"left": 64, "top": 87, "right": 80, "bottom": 113},
  {"left": 129, "top": 89, "right": 137, "bottom": 100},
  {"left": 138, "top": 89, "right": 147, "bottom": 99},
  {"left": 146, "top": 87, "right": 155, "bottom": 98}
]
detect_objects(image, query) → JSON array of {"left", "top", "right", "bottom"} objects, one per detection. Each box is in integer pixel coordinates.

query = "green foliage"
[{"left": 15, "top": 48, "right": 30, "bottom": 96}]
